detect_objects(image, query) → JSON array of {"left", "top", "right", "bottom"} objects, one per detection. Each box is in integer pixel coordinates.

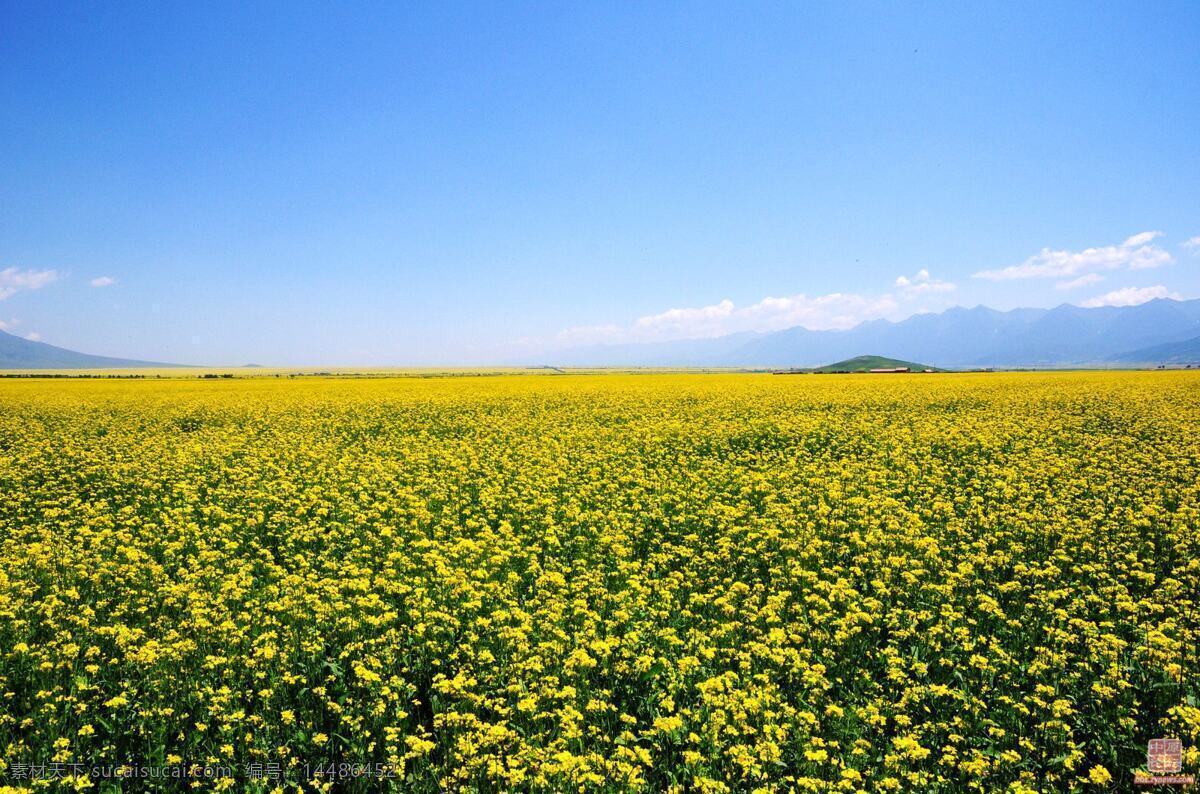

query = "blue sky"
[{"left": 2, "top": 2, "right": 1198, "bottom": 365}]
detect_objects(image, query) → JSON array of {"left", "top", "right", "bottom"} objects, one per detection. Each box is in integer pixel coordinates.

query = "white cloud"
[
  {"left": 90, "top": 276, "right": 116, "bottom": 287},
  {"left": 634, "top": 299, "right": 737, "bottom": 337},
  {"left": 0, "top": 267, "right": 58, "bottom": 300},
  {"left": 738, "top": 293, "right": 899, "bottom": 332},
  {"left": 0, "top": 318, "right": 15, "bottom": 332},
  {"left": 1055, "top": 273, "right": 1105, "bottom": 290},
  {"left": 974, "top": 232, "right": 1173, "bottom": 281},
  {"left": 1183, "top": 236, "right": 1200, "bottom": 253},
  {"left": 1079, "top": 285, "right": 1180, "bottom": 308},
  {"left": 556, "top": 291, "right": 900, "bottom": 347},
  {"left": 25, "top": 331, "right": 42, "bottom": 342},
  {"left": 894, "top": 268, "right": 955, "bottom": 296},
  {"left": 1123, "top": 231, "right": 1160, "bottom": 247}
]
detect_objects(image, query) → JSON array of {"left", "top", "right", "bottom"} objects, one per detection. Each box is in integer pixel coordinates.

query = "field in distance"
[{"left": 1, "top": 371, "right": 1197, "bottom": 791}]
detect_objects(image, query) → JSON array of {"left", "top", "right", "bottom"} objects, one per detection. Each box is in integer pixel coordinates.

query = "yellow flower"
[{"left": 2, "top": 370, "right": 1197, "bottom": 789}]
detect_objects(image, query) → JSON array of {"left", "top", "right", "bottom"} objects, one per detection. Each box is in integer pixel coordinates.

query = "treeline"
[{"left": 0, "top": 373, "right": 157, "bottom": 379}]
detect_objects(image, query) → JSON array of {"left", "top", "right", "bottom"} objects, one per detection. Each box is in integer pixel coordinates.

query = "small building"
[{"left": 869, "top": 367, "right": 909, "bottom": 373}]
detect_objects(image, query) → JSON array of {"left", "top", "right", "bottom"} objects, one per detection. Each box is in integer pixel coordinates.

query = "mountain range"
[
  {"left": 5, "top": 298, "right": 1200, "bottom": 370},
  {"left": 532, "top": 298, "right": 1200, "bottom": 369},
  {"left": 0, "top": 329, "right": 175, "bottom": 369}
]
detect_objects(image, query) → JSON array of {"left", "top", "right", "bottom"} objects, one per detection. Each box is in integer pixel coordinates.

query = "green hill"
[{"left": 810, "top": 355, "right": 944, "bottom": 373}]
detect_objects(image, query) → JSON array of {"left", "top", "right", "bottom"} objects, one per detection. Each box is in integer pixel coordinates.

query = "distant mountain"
[
  {"left": 0, "top": 330, "right": 178, "bottom": 368},
  {"left": 1109, "top": 334, "right": 1200, "bottom": 365},
  {"left": 533, "top": 298, "right": 1200, "bottom": 369},
  {"left": 805, "top": 355, "right": 944, "bottom": 373},
  {"left": 531, "top": 331, "right": 765, "bottom": 368}
]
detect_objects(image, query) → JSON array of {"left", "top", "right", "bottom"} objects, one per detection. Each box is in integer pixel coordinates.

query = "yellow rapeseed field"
[{"left": 0, "top": 372, "right": 1197, "bottom": 791}]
